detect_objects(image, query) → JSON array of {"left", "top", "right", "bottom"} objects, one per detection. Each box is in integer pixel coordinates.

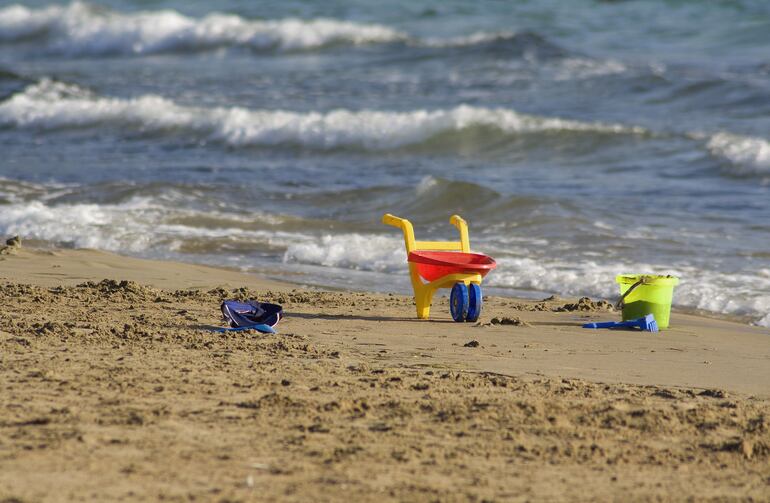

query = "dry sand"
[{"left": 1, "top": 248, "right": 769, "bottom": 502}]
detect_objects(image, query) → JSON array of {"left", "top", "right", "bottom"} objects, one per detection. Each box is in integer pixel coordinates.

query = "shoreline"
[
  {"left": 3, "top": 245, "right": 762, "bottom": 328},
  {"left": 2, "top": 246, "right": 768, "bottom": 396}
]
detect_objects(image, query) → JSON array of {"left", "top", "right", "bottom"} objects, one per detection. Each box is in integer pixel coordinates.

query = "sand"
[{"left": 1, "top": 248, "right": 769, "bottom": 502}]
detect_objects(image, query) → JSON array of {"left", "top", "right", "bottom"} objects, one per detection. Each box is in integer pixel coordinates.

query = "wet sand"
[{"left": 1, "top": 248, "right": 769, "bottom": 501}]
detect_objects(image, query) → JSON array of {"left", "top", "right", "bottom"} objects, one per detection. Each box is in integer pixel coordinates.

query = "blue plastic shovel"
[{"left": 582, "top": 314, "right": 659, "bottom": 333}]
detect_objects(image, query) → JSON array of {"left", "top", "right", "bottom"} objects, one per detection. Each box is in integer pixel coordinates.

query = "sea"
[{"left": 0, "top": 0, "right": 768, "bottom": 326}]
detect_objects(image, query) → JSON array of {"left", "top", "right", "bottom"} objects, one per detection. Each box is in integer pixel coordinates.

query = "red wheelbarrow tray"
[{"left": 407, "top": 251, "right": 497, "bottom": 283}]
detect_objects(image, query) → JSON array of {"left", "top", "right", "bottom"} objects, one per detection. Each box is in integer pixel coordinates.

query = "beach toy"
[
  {"left": 582, "top": 313, "right": 659, "bottom": 333},
  {"left": 382, "top": 213, "right": 496, "bottom": 321},
  {"left": 616, "top": 274, "right": 679, "bottom": 329}
]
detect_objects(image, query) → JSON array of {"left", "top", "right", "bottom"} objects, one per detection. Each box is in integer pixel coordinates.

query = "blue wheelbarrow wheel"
[
  {"left": 450, "top": 282, "right": 468, "bottom": 322},
  {"left": 466, "top": 283, "right": 483, "bottom": 322}
]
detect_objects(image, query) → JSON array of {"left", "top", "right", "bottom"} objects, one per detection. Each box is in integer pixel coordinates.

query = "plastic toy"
[
  {"left": 616, "top": 274, "right": 679, "bottom": 329},
  {"left": 382, "top": 213, "right": 496, "bottom": 321},
  {"left": 582, "top": 313, "right": 659, "bottom": 333}
]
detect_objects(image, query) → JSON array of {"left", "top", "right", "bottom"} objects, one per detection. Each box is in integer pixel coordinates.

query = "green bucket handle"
[{"left": 614, "top": 278, "right": 645, "bottom": 311}]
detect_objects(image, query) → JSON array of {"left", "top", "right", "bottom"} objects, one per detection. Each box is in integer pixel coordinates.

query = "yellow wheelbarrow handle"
[{"left": 382, "top": 213, "right": 407, "bottom": 227}]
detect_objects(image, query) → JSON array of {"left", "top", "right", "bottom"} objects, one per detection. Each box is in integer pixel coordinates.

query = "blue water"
[{"left": 0, "top": 0, "right": 768, "bottom": 326}]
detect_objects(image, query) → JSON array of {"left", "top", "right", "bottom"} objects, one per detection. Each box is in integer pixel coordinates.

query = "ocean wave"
[
  {"left": 551, "top": 57, "right": 627, "bottom": 81},
  {"left": 0, "top": 2, "right": 582, "bottom": 59},
  {"left": 0, "top": 79, "right": 646, "bottom": 150},
  {"left": 0, "top": 198, "right": 156, "bottom": 251},
  {"left": 422, "top": 30, "right": 522, "bottom": 48},
  {"left": 706, "top": 132, "right": 770, "bottom": 176},
  {"left": 283, "top": 234, "right": 405, "bottom": 272},
  {"left": 420, "top": 30, "right": 566, "bottom": 58},
  {"left": 0, "top": 196, "right": 307, "bottom": 253},
  {"left": 0, "top": 2, "right": 405, "bottom": 54},
  {"left": 0, "top": 176, "right": 77, "bottom": 204}
]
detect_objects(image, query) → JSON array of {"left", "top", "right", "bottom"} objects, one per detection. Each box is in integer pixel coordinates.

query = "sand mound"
[{"left": 554, "top": 296, "right": 615, "bottom": 312}]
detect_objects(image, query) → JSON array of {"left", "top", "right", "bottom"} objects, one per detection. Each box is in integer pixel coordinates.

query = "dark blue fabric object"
[{"left": 220, "top": 300, "right": 283, "bottom": 334}]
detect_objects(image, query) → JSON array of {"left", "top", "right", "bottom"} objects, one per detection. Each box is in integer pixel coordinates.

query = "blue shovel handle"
[
  {"left": 583, "top": 320, "right": 637, "bottom": 329},
  {"left": 582, "top": 314, "right": 658, "bottom": 332}
]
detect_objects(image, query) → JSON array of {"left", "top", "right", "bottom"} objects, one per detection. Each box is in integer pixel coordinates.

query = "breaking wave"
[
  {"left": 0, "top": 2, "right": 578, "bottom": 58},
  {"left": 0, "top": 196, "right": 306, "bottom": 253},
  {"left": 706, "top": 132, "right": 770, "bottom": 176},
  {"left": 284, "top": 234, "right": 405, "bottom": 272},
  {"left": 3, "top": 78, "right": 768, "bottom": 175},
  {"left": 0, "top": 2, "right": 405, "bottom": 54},
  {"left": 0, "top": 79, "right": 646, "bottom": 150},
  {"left": 421, "top": 30, "right": 567, "bottom": 59}
]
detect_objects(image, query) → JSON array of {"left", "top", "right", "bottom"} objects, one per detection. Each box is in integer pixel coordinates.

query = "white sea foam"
[
  {"left": 707, "top": 132, "right": 770, "bottom": 176},
  {"left": 283, "top": 234, "right": 405, "bottom": 271},
  {"left": 0, "top": 197, "right": 304, "bottom": 253},
  {"left": 415, "top": 176, "right": 439, "bottom": 195},
  {"left": 0, "top": 2, "right": 404, "bottom": 54},
  {"left": 0, "top": 198, "right": 156, "bottom": 251},
  {"left": 0, "top": 4, "right": 568, "bottom": 56},
  {"left": 0, "top": 79, "right": 646, "bottom": 149},
  {"left": 422, "top": 31, "right": 516, "bottom": 48}
]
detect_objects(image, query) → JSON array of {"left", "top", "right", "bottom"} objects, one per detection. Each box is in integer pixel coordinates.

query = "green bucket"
[{"left": 615, "top": 274, "right": 679, "bottom": 329}]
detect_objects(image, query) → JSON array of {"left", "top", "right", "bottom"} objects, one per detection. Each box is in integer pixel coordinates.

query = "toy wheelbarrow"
[{"left": 383, "top": 213, "right": 496, "bottom": 322}]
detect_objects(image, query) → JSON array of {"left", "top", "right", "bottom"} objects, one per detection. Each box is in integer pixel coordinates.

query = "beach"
[
  {"left": 2, "top": 247, "right": 769, "bottom": 501},
  {"left": 1, "top": 1, "right": 769, "bottom": 500}
]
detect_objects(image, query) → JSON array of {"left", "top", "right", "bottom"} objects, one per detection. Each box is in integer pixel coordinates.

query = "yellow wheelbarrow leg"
[{"left": 415, "top": 285, "right": 433, "bottom": 319}]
